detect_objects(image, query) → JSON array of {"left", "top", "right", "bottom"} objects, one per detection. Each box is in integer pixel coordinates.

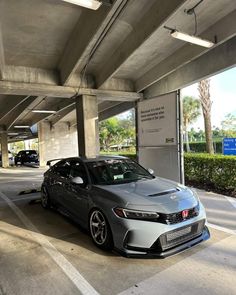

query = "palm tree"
[
  {"left": 198, "top": 79, "right": 214, "bottom": 154},
  {"left": 182, "top": 96, "right": 201, "bottom": 152}
]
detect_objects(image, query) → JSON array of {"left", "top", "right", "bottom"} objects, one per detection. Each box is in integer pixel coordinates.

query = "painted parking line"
[
  {"left": 207, "top": 222, "right": 236, "bottom": 235},
  {"left": 117, "top": 234, "right": 236, "bottom": 295},
  {"left": 224, "top": 196, "right": 236, "bottom": 210},
  {"left": 0, "top": 190, "right": 100, "bottom": 295}
]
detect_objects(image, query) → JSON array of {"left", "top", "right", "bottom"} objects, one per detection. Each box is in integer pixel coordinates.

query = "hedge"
[
  {"left": 184, "top": 141, "right": 222, "bottom": 153},
  {"left": 184, "top": 153, "right": 236, "bottom": 192}
]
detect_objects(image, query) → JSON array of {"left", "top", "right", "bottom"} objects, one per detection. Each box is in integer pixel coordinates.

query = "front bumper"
[
  {"left": 110, "top": 203, "right": 209, "bottom": 258},
  {"left": 118, "top": 225, "right": 210, "bottom": 258}
]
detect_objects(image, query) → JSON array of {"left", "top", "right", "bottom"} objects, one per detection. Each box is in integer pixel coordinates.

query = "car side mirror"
[
  {"left": 148, "top": 168, "right": 154, "bottom": 175},
  {"left": 71, "top": 176, "right": 84, "bottom": 185}
]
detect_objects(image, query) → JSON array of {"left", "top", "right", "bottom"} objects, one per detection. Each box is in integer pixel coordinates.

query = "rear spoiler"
[{"left": 46, "top": 158, "right": 64, "bottom": 167}]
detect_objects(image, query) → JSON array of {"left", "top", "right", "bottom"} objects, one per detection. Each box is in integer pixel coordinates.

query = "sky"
[{"left": 181, "top": 66, "right": 236, "bottom": 130}]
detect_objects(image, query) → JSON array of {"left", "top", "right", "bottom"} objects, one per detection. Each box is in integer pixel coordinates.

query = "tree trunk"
[
  {"left": 198, "top": 79, "right": 214, "bottom": 154},
  {"left": 203, "top": 112, "right": 214, "bottom": 154}
]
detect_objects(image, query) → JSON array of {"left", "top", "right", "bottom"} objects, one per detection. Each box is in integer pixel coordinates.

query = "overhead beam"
[
  {"left": 0, "top": 95, "right": 27, "bottom": 120},
  {"left": 136, "top": 9, "right": 236, "bottom": 92},
  {"left": 0, "top": 81, "right": 142, "bottom": 101},
  {"left": 96, "top": 0, "right": 187, "bottom": 88},
  {"left": 98, "top": 101, "right": 122, "bottom": 112},
  {"left": 50, "top": 104, "right": 75, "bottom": 126},
  {"left": 28, "top": 100, "right": 76, "bottom": 126},
  {"left": 144, "top": 36, "right": 236, "bottom": 99},
  {"left": 99, "top": 101, "right": 135, "bottom": 121},
  {"left": 2, "top": 66, "right": 59, "bottom": 85},
  {"left": 4, "top": 96, "right": 38, "bottom": 130},
  {"left": 59, "top": 0, "right": 128, "bottom": 85}
]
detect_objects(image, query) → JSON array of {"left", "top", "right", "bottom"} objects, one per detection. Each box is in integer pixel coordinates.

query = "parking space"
[{"left": 0, "top": 167, "right": 235, "bottom": 295}]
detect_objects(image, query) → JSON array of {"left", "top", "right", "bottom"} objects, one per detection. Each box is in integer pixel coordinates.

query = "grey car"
[{"left": 41, "top": 156, "right": 210, "bottom": 257}]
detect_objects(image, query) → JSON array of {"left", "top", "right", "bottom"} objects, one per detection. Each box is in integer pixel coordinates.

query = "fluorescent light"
[
  {"left": 171, "top": 30, "right": 214, "bottom": 48},
  {"left": 32, "top": 110, "right": 57, "bottom": 114},
  {"left": 14, "top": 126, "right": 30, "bottom": 129},
  {"left": 8, "top": 133, "right": 19, "bottom": 136},
  {"left": 62, "top": 0, "right": 102, "bottom": 10}
]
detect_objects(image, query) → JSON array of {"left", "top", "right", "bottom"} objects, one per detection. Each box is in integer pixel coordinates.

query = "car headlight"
[{"left": 113, "top": 207, "right": 159, "bottom": 221}]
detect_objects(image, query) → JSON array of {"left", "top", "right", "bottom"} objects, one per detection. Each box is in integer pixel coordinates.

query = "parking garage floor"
[{"left": 0, "top": 167, "right": 235, "bottom": 295}]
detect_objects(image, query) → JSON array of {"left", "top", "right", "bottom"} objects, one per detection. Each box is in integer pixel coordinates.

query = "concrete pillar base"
[{"left": 1, "top": 133, "right": 9, "bottom": 168}]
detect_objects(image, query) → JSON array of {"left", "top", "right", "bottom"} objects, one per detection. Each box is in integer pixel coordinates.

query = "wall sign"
[
  {"left": 223, "top": 138, "right": 236, "bottom": 155},
  {"left": 138, "top": 92, "right": 177, "bottom": 147}
]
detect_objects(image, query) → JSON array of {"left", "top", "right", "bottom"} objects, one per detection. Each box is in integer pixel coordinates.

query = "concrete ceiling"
[{"left": 0, "top": 0, "right": 235, "bottom": 141}]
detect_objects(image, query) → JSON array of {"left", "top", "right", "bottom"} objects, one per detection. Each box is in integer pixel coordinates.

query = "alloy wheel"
[{"left": 90, "top": 210, "right": 108, "bottom": 245}]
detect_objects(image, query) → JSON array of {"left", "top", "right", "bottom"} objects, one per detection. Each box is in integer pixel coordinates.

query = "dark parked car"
[
  {"left": 41, "top": 156, "right": 209, "bottom": 257},
  {"left": 15, "top": 150, "right": 39, "bottom": 165}
]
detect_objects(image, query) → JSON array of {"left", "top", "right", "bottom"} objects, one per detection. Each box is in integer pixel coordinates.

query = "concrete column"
[
  {"left": 76, "top": 95, "right": 99, "bottom": 158},
  {"left": 38, "top": 122, "right": 47, "bottom": 167},
  {"left": 1, "top": 133, "right": 9, "bottom": 168}
]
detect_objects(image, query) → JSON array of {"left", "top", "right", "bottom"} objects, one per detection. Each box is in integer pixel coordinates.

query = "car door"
[
  {"left": 50, "top": 160, "right": 71, "bottom": 208},
  {"left": 62, "top": 159, "right": 90, "bottom": 224}
]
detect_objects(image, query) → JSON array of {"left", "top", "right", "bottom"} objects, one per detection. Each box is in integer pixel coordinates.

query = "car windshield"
[{"left": 86, "top": 159, "right": 154, "bottom": 185}]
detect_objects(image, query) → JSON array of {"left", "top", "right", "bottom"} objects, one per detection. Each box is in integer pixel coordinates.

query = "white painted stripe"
[
  {"left": 224, "top": 195, "right": 236, "bottom": 210},
  {"left": 207, "top": 222, "right": 236, "bottom": 236},
  {"left": 0, "top": 190, "right": 100, "bottom": 295}
]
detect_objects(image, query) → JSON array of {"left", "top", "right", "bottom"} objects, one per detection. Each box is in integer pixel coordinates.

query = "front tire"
[
  {"left": 89, "top": 209, "right": 113, "bottom": 250},
  {"left": 41, "top": 186, "right": 51, "bottom": 209}
]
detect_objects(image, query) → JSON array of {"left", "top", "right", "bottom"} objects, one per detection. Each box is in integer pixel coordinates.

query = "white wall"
[{"left": 38, "top": 122, "right": 78, "bottom": 166}]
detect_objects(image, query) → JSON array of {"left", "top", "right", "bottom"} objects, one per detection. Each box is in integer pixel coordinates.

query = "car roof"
[{"left": 51, "top": 155, "right": 129, "bottom": 164}]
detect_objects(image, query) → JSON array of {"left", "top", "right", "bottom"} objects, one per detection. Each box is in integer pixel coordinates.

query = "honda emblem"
[{"left": 182, "top": 209, "right": 189, "bottom": 219}]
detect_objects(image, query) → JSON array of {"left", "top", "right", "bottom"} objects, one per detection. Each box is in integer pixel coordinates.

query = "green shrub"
[
  {"left": 184, "top": 153, "right": 236, "bottom": 191},
  {"left": 184, "top": 141, "right": 222, "bottom": 153}
]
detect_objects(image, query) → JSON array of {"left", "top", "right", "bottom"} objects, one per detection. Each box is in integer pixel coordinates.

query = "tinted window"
[
  {"left": 86, "top": 159, "right": 154, "bottom": 185},
  {"left": 70, "top": 160, "right": 88, "bottom": 188},
  {"left": 54, "top": 160, "right": 71, "bottom": 178}
]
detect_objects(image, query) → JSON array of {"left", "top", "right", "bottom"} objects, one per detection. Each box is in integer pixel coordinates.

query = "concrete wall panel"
[{"left": 38, "top": 121, "right": 78, "bottom": 166}]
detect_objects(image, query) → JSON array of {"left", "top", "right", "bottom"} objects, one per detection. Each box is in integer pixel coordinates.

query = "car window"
[
  {"left": 70, "top": 160, "right": 88, "bottom": 188},
  {"left": 87, "top": 159, "right": 154, "bottom": 185},
  {"left": 54, "top": 160, "right": 71, "bottom": 178}
]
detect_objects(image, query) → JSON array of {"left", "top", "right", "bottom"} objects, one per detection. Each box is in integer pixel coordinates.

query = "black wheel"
[
  {"left": 89, "top": 209, "right": 113, "bottom": 250},
  {"left": 41, "top": 186, "right": 51, "bottom": 209}
]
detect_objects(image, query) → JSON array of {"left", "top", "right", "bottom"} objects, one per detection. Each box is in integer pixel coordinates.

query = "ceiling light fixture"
[
  {"left": 32, "top": 110, "right": 57, "bottom": 114},
  {"left": 164, "top": 26, "right": 214, "bottom": 48},
  {"left": 170, "top": 30, "right": 214, "bottom": 48},
  {"left": 164, "top": 0, "right": 215, "bottom": 49},
  {"left": 62, "top": 0, "right": 102, "bottom": 10},
  {"left": 14, "top": 126, "right": 30, "bottom": 129}
]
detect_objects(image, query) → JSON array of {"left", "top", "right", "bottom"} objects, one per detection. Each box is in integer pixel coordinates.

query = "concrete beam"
[
  {"left": 0, "top": 96, "right": 27, "bottom": 120},
  {"left": 3, "top": 96, "right": 38, "bottom": 130},
  {"left": 59, "top": 0, "right": 128, "bottom": 85},
  {"left": 98, "top": 101, "right": 122, "bottom": 112},
  {"left": 136, "top": 9, "right": 236, "bottom": 92},
  {"left": 96, "top": 0, "right": 187, "bottom": 88},
  {"left": 2, "top": 66, "right": 59, "bottom": 85},
  {"left": 0, "top": 81, "right": 142, "bottom": 101},
  {"left": 144, "top": 37, "right": 236, "bottom": 99},
  {"left": 99, "top": 101, "right": 135, "bottom": 121},
  {"left": 50, "top": 104, "right": 75, "bottom": 126}
]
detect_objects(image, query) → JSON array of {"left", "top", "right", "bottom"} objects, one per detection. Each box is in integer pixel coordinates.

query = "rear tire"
[
  {"left": 41, "top": 186, "right": 51, "bottom": 209},
  {"left": 89, "top": 209, "right": 113, "bottom": 251}
]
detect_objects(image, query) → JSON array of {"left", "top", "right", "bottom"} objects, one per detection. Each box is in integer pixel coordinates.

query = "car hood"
[{"left": 95, "top": 177, "right": 198, "bottom": 213}]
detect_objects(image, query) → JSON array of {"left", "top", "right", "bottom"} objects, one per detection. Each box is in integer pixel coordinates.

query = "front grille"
[
  {"left": 158, "top": 205, "right": 199, "bottom": 225},
  {"left": 151, "top": 220, "right": 205, "bottom": 252}
]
